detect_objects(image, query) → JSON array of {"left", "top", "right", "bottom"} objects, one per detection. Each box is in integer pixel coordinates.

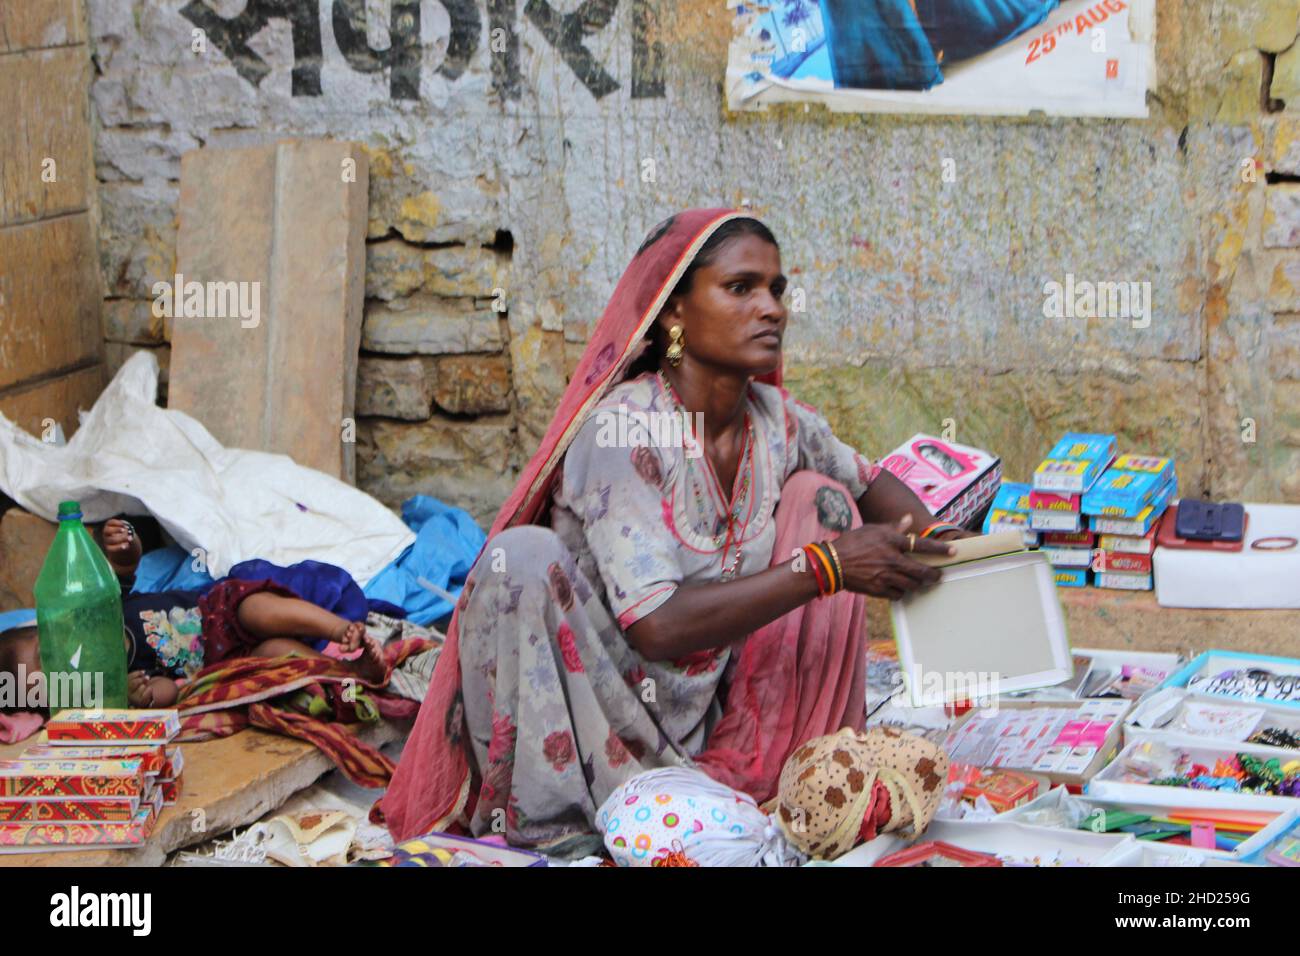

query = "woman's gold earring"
[{"left": 666, "top": 325, "right": 685, "bottom": 367}]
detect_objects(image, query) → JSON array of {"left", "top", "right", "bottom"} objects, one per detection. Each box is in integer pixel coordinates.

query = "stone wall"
[
  {"left": 87, "top": 0, "right": 1300, "bottom": 527},
  {"left": 0, "top": 0, "right": 105, "bottom": 441}
]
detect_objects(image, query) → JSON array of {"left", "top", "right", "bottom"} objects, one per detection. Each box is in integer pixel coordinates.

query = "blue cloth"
[
  {"left": 362, "top": 496, "right": 486, "bottom": 625},
  {"left": 0, "top": 608, "right": 36, "bottom": 636},
  {"left": 131, "top": 495, "right": 484, "bottom": 626},
  {"left": 134, "top": 546, "right": 216, "bottom": 593}
]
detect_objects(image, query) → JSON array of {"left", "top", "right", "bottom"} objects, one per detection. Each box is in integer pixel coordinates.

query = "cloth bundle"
[
  {"left": 595, "top": 767, "right": 803, "bottom": 867},
  {"left": 769, "top": 726, "right": 948, "bottom": 861}
]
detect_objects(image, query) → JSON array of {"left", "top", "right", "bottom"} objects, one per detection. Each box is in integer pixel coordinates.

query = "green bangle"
[{"left": 824, "top": 540, "right": 844, "bottom": 593}]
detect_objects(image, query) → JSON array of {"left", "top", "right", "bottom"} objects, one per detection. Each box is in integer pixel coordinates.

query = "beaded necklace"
[{"left": 658, "top": 370, "right": 755, "bottom": 580}]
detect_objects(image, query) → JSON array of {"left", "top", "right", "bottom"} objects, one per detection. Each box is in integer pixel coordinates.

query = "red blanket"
[{"left": 176, "top": 639, "right": 432, "bottom": 789}]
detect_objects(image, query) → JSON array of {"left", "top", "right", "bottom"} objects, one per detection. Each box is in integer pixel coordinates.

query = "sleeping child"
[{"left": 0, "top": 518, "right": 387, "bottom": 710}]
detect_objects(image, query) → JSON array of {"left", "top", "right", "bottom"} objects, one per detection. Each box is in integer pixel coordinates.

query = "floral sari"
[{"left": 381, "top": 209, "right": 875, "bottom": 851}]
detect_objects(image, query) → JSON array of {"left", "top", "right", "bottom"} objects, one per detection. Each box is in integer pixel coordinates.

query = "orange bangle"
[
  {"left": 803, "top": 545, "right": 829, "bottom": 595},
  {"left": 920, "top": 521, "right": 959, "bottom": 539},
  {"left": 805, "top": 543, "right": 839, "bottom": 596}
]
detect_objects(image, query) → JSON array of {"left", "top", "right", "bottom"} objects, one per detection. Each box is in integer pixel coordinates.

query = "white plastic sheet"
[{"left": 0, "top": 353, "right": 413, "bottom": 584}]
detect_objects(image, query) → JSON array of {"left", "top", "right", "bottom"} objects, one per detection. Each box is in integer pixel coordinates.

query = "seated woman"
[
  {"left": 382, "top": 209, "right": 970, "bottom": 856},
  {"left": 0, "top": 519, "right": 386, "bottom": 712}
]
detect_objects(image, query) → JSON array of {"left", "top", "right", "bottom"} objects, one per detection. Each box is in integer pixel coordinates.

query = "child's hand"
[
  {"left": 127, "top": 671, "right": 178, "bottom": 708},
  {"left": 102, "top": 518, "right": 143, "bottom": 575},
  {"left": 127, "top": 670, "right": 152, "bottom": 707},
  {"left": 333, "top": 620, "right": 366, "bottom": 653}
]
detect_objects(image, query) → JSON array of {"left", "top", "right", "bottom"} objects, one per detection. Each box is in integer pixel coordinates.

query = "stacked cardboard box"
[
  {"left": 1038, "top": 529, "right": 1095, "bottom": 587},
  {"left": 0, "top": 709, "right": 182, "bottom": 852},
  {"left": 1031, "top": 433, "right": 1117, "bottom": 587},
  {"left": 981, "top": 481, "right": 1038, "bottom": 547},
  {"left": 1083, "top": 454, "right": 1176, "bottom": 591}
]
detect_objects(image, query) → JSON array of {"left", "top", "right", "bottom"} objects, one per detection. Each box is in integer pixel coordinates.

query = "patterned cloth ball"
[{"left": 596, "top": 767, "right": 795, "bottom": 867}]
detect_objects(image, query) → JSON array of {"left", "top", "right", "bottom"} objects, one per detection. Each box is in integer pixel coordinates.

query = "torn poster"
[{"left": 726, "top": 0, "right": 1155, "bottom": 117}]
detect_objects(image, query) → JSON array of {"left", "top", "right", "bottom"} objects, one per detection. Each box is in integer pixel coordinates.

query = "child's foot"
[
  {"left": 350, "top": 636, "right": 386, "bottom": 684},
  {"left": 331, "top": 619, "right": 366, "bottom": 653},
  {"left": 101, "top": 518, "right": 143, "bottom": 578}
]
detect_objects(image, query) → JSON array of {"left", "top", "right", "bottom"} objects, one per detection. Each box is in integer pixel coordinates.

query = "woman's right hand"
[{"left": 829, "top": 514, "right": 955, "bottom": 601}]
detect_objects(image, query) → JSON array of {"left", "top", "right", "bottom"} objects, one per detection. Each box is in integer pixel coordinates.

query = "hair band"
[{"left": 1251, "top": 536, "right": 1298, "bottom": 552}]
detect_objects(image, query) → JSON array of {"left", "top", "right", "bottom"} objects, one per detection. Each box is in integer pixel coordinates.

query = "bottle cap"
[{"left": 56, "top": 501, "right": 83, "bottom": 521}]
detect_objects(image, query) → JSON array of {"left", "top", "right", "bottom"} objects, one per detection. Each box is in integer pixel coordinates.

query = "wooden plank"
[
  {"left": 0, "top": 363, "right": 105, "bottom": 441},
  {"left": 0, "top": 509, "right": 56, "bottom": 612},
  {"left": 169, "top": 141, "right": 369, "bottom": 482},
  {"left": 0, "top": 0, "right": 85, "bottom": 55},
  {"left": 0, "top": 46, "right": 93, "bottom": 226},
  {"left": 0, "top": 214, "right": 103, "bottom": 389}
]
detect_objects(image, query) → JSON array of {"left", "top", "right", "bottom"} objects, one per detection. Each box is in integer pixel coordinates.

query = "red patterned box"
[
  {"left": 1093, "top": 551, "right": 1153, "bottom": 574},
  {"left": 0, "top": 759, "right": 145, "bottom": 799},
  {"left": 158, "top": 775, "right": 182, "bottom": 806},
  {"left": 0, "top": 806, "right": 155, "bottom": 852},
  {"left": 139, "top": 782, "right": 164, "bottom": 817},
  {"left": 45, "top": 709, "right": 180, "bottom": 744},
  {"left": 161, "top": 746, "right": 183, "bottom": 779},
  {"left": 0, "top": 794, "right": 140, "bottom": 823},
  {"left": 1029, "top": 490, "right": 1081, "bottom": 512},
  {"left": 21, "top": 743, "right": 166, "bottom": 775},
  {"left": 1041, "top": 531, "right": 1095, "bottom": 547},
  {"left": 0, "top": 799, "right": 138, "bottom": 823}
]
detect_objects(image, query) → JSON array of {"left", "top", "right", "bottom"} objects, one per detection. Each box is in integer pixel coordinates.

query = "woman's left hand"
[{"left": 936, "top": 527, "right": 978, "bottom": 541}]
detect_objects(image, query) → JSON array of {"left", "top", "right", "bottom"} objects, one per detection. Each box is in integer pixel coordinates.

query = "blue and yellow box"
[
  {"left": 1032, "top": 433, "right": 1117, "bottom": 494},
  {"left": 1082, "top": 454, "right": 1175, "bottom": 518}
]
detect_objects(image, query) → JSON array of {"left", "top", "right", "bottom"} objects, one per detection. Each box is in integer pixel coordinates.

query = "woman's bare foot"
[
  {"left": 331, "top": 619, "right": 366, "bottom": 653},
  {"left": 350, "top": 636, "right": 386, "bottom": 684},
  {"left": 101, "top": 518, "right": 143, "bottom": 578}
]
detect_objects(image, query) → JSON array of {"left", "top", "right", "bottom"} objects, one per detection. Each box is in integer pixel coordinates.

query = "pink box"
[
  {"left": 1054, "top": 720, "right": 1089, "bottom": 746},
  {"left": 1078, "top": 722, "right": 1113, "bottom": 747},
  {"left": 879, "top": 434, "right": 1001, "bottom": 525}
]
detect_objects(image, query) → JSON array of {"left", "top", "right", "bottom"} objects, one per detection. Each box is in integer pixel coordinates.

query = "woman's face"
[{"left": 661, "top": 233, "right": 788, "bottom": 377}]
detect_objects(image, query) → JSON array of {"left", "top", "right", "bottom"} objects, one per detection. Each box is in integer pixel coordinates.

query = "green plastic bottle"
[{"left": 33, "top": 501, "right": 128, "bottom": 710}]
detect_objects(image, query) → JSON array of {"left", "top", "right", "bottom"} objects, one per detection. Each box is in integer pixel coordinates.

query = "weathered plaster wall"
[{"left": 90, "top": 0, "right": 1300, "bottom": 525}]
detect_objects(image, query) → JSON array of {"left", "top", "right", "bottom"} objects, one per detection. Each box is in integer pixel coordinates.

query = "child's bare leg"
[
  {"left": 250, "top": 637, "right": 328, "bottom": 660},
  {"left": 236, "top": 593, "right": 365, "bottom": 650},
  {"left": 251, "top": 636, "right": 386, "bottom": 684}
]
